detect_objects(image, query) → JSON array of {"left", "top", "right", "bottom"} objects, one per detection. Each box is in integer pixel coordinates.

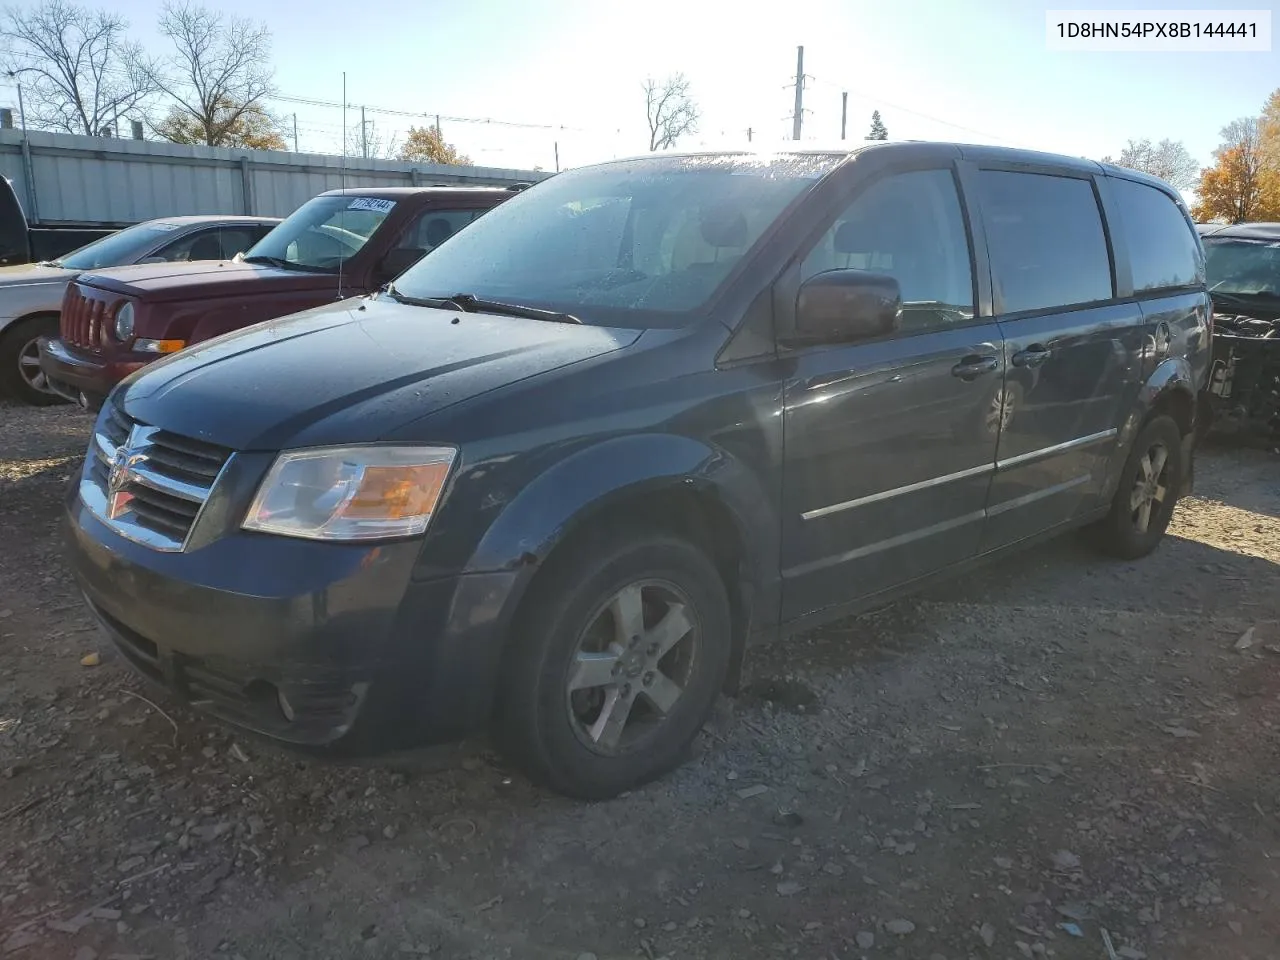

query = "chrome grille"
[{"left": 80, "top": 405, "right": 233, "bottom": 552}]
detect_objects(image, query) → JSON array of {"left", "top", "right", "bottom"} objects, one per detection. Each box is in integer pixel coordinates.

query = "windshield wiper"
[
  {"left": 383, "top": 284, "right": 458, "bottom": 309},
  {"left": 444, "top": 292, "right": 581, "bottom": 324},
  {"left": 383, "top": 287, "right": 582, "bottom": 324},
  {"left": 1212, "top": 290, "right": 1280, "bottom": 305},
  {"left": 243, "top": 254, "right": 311, "bottom": 272}
]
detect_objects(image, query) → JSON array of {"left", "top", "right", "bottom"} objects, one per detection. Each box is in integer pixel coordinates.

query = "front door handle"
[
  {"left": 951, "top": 355, "right": 998, "bottom": 380},
  {"left": 1011, "top": 344, "right": 1053, "bottom": 368}
]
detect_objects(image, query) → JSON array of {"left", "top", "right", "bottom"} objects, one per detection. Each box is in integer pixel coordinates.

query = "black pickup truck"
[{"left": 0, "top": 176, "right": 123, "bottom": 267}]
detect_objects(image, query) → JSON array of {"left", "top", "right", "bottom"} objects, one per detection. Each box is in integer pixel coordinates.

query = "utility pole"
[
  {"left": 6, "top": 72, "right": 28, "bottom": 133},
  {"left": 435, "top": 114, "right": 441, "bottom": 137},
  {"left": 361, "top": 105, "right": 368, "bottom": 159},
  {"left": 747, "top": 127, "right": 753, "bottom": 143},
  {"left": 554, "top": 140, "right": 560, "bottom": 172},
  {"left": 791, "top": 45, "right": 804, "bottom": 140},
  {"left": 841, "top": 92, "right": 848, "bottom": 140},
  {"left": 292, "top": 113, "right": 299, "bottom": 152}
]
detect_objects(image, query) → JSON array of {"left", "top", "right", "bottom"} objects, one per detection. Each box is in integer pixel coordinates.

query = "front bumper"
[
  {"left": 38, "top": 337, "right": 148, "bottom": 410},
  {"left": 64, "top": 483, "right": 520, "bottom": 756}
]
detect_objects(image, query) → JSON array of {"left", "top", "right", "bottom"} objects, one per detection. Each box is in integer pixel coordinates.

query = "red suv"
[{"left": 39, "top": 185, "right": 519, "bottom": 409}]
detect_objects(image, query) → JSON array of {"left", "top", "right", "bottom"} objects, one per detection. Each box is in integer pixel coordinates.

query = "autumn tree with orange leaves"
[
  {"left": 397, "top": 125, "right": 471, "bottom": 166},
  {"left": 1192, "top": 117, "right": 1280, "bottom": 223}
]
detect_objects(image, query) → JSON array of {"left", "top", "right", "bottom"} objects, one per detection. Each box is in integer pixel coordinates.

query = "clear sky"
[{"left": 6, "top": 0, "right": 1278, "bottom": 185}]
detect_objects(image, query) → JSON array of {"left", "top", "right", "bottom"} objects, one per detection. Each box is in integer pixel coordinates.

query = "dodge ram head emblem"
[{"left": 106, "top": 434, "right": 148, "bottom": 520}]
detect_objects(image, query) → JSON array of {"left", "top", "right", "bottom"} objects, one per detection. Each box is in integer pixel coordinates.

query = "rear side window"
[
  {"left": 978, "top": 171, "right": 1113, "bottom": 314},
  {"left": 1110, "top": 178, "right": 1203, "bottom": 292}
]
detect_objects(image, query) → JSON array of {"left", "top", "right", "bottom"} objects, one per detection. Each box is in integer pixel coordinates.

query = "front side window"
[
  {"left": 1205, "top": 238, "right": 1280, "bottom": 299},
  {"left": 216, "top": 227, "right": 263, "bottom": 260},
  {"left": 390, "top": 209, "right": 484, "bottom": 255},
  {"left": 800, "top": 168, "right": 975, "bottom": 332},
  {"left": 392, "top": 155, "right": 839, "bottom": 327},
  {"left": 1111, "top": 178, "right": 1203, "bottom": 292},
  {"left": 978, "top": 170, "right": 1113, "bottom": 314},
  {"left": 57, "top": 222, "right": 192, "bottom": 270},
  {"left": 244, "top": 196, "right": 397, "bottom": 272},
  {"left": 152, "top": 228, "right": 225, "bottom": 262}
]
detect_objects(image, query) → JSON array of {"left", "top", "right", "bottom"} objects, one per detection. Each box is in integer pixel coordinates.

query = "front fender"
[
  {"left": 428, "top": 433, "right": 778, "bottom": 724},
  {"left": 467, "top": 432, "right": 775, "bottom": 583}
]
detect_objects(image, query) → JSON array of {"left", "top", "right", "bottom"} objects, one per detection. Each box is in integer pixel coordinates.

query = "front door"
[
  {"left": 780, "top": 166, "right": 1003, "bottom": 622},
  {"left": 974, "top": 167, "right": 1145, "bottom": 550}
]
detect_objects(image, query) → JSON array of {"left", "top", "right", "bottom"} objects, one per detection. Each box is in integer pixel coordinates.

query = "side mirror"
[
  {"left": 138, "top": 256, "right": 167, "bottom": 264},
  {"left": 784, "top": 269, "right": 902, "bottom": 347},
  {"left": 375, "top": 247, "right": 425, "bottom": 283}
]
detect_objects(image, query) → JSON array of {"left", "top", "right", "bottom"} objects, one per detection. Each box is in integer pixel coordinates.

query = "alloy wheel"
[
  {"left": 564, "top": 579, "right": 699, "bottom": 755},
  {"left": 18, "top": 335, "right": 52, "bottom": 394},
  {"left": 1128, "top": 441, "right": 1170, "bottom": 534}
]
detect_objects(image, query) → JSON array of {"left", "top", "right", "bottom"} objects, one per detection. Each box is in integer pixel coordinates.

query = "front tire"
[
  {"left": 0, "top": 316, "right": 66, "bottom": 406},
  {"left": 493, "top": 529, "right": 732, "bottom": 800},
  {"left": 1089, "top": 415, "right": 1184, "bottom": 560}
]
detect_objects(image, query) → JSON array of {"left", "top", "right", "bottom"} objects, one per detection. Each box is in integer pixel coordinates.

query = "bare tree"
[
  {"left": 643, "top": 73, "right": 698, "bottom": 151},
  {"left": 1105, "top": 138, "right": 1200, "bottom": 190},
  {"left": 147, "top": 1, "right": 273, "bottom": 147},
  {"left": 345, "top": 117, "right": 399, "bottom": 160},
  {"left": 0, "top": 0, "right": 154, "bottom": 135}
]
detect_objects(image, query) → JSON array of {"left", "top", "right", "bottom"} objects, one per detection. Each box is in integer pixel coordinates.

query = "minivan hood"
[
  {"left": 121, "top": 297, "right": 641, "bottom": 450},
  {"left": 78, "top": 260, "right": 333, "bottom": 302},
  {"left": 0, "top": 262, "right": 76, "bottom": 287}
]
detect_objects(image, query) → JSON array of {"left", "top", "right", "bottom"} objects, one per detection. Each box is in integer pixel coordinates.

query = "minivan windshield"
[
  {"left": 244, "top": 195, "right": 396, "bottom": 272},
  {"left": 56, "top": 221, "right": 187, "bottom": 271},
  {"left": 1204, "top": 237, "right": 1280, "bottom": 300},
  {"left": 392, "top": 154, "right": 839, "bottom": 327}
]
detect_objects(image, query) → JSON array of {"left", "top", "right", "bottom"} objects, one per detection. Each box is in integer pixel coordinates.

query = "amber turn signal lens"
[{"left": 339, "top": 464, "right": 451, "bottom": 522}]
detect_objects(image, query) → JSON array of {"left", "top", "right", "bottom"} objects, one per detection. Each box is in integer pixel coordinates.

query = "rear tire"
[
  {"left": 493, "top": 528, "right": 732, "bottom": 800},
  {"left": 1088, "top": 415, "right": 1184, "bottom": 560},
  {"left": 0, "top": 316, "right": 67, "bottom": 406}
]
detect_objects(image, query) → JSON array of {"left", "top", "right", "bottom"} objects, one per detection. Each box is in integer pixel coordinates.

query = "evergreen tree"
[{"left": 867, "top": 110, "right": 888, "bottom": 141}]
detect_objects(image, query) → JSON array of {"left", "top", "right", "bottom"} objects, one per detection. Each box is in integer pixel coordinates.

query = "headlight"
[
  {"left": 114, "top": 302, "right": 136, "bottom": 341},
  {"left": 242, "top": 445, "right": 456, "bottom": 541}
]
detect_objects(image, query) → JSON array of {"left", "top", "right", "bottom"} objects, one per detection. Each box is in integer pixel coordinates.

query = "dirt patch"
[
  {"left": 2, "top": 397, "right": 1279, "bottom": 960},
  {"left": 739, "top": 676, "right": 820, "bottom": 713}
]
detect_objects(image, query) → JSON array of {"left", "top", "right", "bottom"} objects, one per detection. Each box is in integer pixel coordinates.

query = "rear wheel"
[
  {"left": 0, "top": 316, "right": 66, "bottom": 406},
  {"left": 493, "top": 529, "right": 732, "bottom": 800},
  {"left": 1089, "top": 415, "right": 1183, "bottom": 559}
]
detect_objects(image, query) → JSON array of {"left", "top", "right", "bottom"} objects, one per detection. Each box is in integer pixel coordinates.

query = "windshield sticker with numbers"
[{"left": 347, "top": 198, "right": 397, "bottom": 214}]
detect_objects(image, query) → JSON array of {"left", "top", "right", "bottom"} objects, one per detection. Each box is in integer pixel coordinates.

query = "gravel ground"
[{"left": 1, "top": 397, "right": 1279, "bottom": 960}]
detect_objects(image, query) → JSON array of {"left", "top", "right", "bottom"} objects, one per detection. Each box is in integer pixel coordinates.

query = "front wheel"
[
  {"left": 493, "top": 530, "right": 732, "bottom": 800},
  {"left": 1088, "top": 415, "right": 1184, "bottom": 560},
  {"left": 0, "top": 316, "right": 67, "bottom": 406}
]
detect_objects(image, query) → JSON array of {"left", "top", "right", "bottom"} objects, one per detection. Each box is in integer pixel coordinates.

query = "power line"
[
  {"left": 804, "top": 74, "right": 1029, "bottom": 147},
  {"left": 0, "top": 51, "right": 619, "bottom": 137}
]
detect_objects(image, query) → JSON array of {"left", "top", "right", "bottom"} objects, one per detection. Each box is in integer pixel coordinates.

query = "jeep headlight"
[
  {"left": 242, "top": 445, "right": 456, "bottom": 541},
  {"left": 114, "top": 302, "right": 135, "bottom": 341}
]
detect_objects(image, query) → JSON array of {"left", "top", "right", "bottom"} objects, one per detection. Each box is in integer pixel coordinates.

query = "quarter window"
[
  {"left": 978, "top": 171, "right": 1113, "bottom": 314},
  {"left": 800, "top": 169, "right": 975, "bottom": 333},
  {"left": 1110, "top": 178, "right": 1203, "bottom": 292}
]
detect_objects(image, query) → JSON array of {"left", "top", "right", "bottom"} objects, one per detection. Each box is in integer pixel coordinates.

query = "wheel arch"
[
  {"left": 1105, "top": 357, "right": 1199, "bottom": 502},
  {"left": 467, "top": 433, "right": 777, "bottom": 700}
]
